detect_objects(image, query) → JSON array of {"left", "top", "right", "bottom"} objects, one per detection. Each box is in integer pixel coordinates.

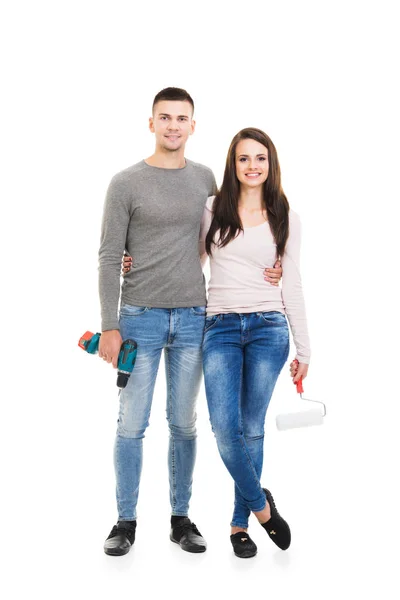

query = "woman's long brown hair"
[{"left": 205, "top": 128, "right": 290, "bottom": 259}]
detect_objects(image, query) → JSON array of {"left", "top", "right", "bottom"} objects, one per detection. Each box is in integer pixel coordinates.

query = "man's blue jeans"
[
  {"left": 115, "top": 304, "right": 205, "bottom": 521},
  {"left": 202, "top": 311, "right": 290, "bottom": 528}
]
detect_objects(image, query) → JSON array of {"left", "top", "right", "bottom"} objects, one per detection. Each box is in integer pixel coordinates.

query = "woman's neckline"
[{"left": 242, "top": 221, "right": 269, "bottom": 230}]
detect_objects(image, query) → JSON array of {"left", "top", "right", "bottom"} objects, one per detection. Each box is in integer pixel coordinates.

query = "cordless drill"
[{"left": 78, "top": 331, "right": 137, "bottom": 388}]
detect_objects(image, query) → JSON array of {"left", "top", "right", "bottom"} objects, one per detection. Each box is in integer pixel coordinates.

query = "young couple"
[{"left": 98, "top": 87, "right": 310, "bottom": 559}]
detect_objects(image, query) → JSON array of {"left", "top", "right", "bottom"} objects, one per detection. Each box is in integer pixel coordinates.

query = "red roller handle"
[{"left": 293, "top": 359, "right": 304, "bottom": 394}]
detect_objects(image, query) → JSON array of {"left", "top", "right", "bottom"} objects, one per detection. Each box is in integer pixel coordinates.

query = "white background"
[{"left": 1, "top": 1, "right": 400, "bottom": 598}]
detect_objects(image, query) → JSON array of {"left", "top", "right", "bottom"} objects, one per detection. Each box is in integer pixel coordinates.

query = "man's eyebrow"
[{"left": 158, "top": 113, "right": 189, "bottom": 118}]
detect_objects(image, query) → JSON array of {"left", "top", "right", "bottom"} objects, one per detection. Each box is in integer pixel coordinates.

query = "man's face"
[{"left": 149, "top": 100, "right": 195, "bottom": 152}]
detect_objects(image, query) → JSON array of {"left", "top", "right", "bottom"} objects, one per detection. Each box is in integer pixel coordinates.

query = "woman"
[
  {"left": 123, "top": 127, "right": 310, "bottom": 558},
  {"left": 198, "top": 127, "right": 310, "bottom": 558}
]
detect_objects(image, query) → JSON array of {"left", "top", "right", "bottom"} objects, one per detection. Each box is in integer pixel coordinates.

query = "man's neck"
[{"left": 145, "top": 148, "right": 186, "bottom": 169}]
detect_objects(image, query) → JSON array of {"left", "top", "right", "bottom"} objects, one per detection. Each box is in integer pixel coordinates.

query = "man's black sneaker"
[
  {"left": 170, "top": 517, "right": 207, "bottom": 553},
  {"left": 104, "top": 520, "right": 137, "bottom": 556},
  {"left": 261, "top": 488, "right": 291, "bottom": 550},
  {"left": 230, "top": 532, "right": 257, "bottom": 558}
]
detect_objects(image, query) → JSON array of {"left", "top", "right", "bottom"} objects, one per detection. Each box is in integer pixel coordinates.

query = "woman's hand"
[
  {"left": 290, "top": 359, "right": 309, "bottom": 384},
  {"left": 122, "top": 252, "right": 133, "bottom": 275}
]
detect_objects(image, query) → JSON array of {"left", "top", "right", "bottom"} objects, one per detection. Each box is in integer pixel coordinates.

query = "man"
[{"left": 98, "top": 87, "right": 282, "bottom": 556}]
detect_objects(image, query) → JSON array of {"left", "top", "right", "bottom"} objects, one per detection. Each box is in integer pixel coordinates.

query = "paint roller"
[{"left": 276, "top": 377, "right": 326, "bottom": 431}]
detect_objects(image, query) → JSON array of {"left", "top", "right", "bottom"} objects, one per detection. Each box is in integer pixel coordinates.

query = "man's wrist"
[{"left": 101, "top": 328, "right": 120, "bottom": 334}]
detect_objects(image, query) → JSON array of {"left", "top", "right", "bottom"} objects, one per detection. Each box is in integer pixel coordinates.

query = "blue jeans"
[
  {"left": 115, "top": 304, "right": 205, "bottom": 520},
  {"left": 202, "top": 311, "right": 290, "bottom": 528}
]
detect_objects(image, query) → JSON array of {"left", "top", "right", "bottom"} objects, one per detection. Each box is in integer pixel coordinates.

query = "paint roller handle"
[{"left": 293, "top": 359, "right": 304, "bottom": 393}]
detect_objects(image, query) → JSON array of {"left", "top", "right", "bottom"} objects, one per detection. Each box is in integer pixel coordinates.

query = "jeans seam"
[
  {"left": 239, "top": 435, "right": 263, "bottom": 490},
  {"left": 238, "top": 352, "right": 243, "bottom": 432},
  {"left": 166, "top": 348, "right": 176, "bottom": 511},
  {"left": 115, "top": 435, "right": 121, "bottom": 515},
  {"left": 237, "top": 332, "right": 266, "bottom": 514},
  {"left": 235, "top": 350, "right": 263, "bottom": 514},
  {"left": 284, "top": 339, "right": 290, "bottom": 363}
]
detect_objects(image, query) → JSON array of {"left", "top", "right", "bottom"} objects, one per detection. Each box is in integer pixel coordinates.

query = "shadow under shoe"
[
  {"left": 261, "top": 488, "right": 291, "bottom": 551},
  {"left": 170, "top": 517, "right": 207, "bottom": 553},
  {"left": 230, "top": 532, "right": 257, "bottom": 558},
  {"left": 104, "top": 520, "right": 137, "bottom": 556}
]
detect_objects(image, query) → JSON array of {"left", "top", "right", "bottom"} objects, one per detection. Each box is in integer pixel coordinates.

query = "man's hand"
[
  {"left": 290, "top": 359, "right": 309, "bottom": 384},
  {"left": 99, "top": 330, "right": 123, "bottom": 369},
  {"left": 264, "top": 259, "right": 282, "bottom": 286},
  {"left": 122, "top": 252, "right": 133, "bottom": 275}
]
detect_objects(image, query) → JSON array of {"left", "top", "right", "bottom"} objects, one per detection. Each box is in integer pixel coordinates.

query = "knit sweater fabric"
[{"left": 99, "top": 159, "right": 217, "bottom": 331}]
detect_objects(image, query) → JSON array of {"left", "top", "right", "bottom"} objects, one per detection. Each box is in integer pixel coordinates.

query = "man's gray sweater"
[{"left": 98, "top": 159, "right": 217, "bottom": 331}]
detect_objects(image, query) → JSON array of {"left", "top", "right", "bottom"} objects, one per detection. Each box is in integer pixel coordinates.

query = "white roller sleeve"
[{"left": 276, "top": 408, "right": 324, "bottom": 431}]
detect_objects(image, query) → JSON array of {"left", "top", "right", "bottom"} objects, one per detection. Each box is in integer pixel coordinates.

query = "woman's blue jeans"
[
  {"left": 115, "top": 304, "right": 205, "bottom": 521},
  {"left": 202, "top": 311, "right": 290, "bottom": 528}
]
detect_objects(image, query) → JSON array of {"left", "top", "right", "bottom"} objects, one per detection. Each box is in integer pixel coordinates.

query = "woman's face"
[{"left": 235, "top": 138, "right": 269, "bottom": 188}]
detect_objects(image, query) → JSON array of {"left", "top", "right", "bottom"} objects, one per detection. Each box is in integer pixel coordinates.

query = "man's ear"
[
  {"left": 190, "top": 119, "right": 196, "bottom": 135},
  {"left": 149, "top": 116, "right": 155, "bottom": 133}
]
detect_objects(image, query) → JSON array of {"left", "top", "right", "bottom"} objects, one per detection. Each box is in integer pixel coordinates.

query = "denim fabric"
[
  {"left": 115, "top": 304, "right": 205, "bottom": 520},
  {"left": 202, "top": 311, "right": 289, "bottom": 528}
]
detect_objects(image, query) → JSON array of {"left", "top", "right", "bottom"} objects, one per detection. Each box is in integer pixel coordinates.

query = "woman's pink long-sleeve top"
[{"left": 199, "top": 196, "right": 311, "bottom": 364}]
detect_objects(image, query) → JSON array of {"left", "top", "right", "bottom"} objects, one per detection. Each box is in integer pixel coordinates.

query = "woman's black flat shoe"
[
  {"left": 230, "top": 532, "right": 257, "bottom": 558},
  {"left": 261, "top": 488, "right": 291, "bottom": 550}
]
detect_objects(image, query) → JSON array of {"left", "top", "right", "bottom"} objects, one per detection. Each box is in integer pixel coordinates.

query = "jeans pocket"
[
  {"left": 258, "top": 311, "right": 287, "bottom": 326},
  {"left": 190, "top": 305, "right": 207, "bottom": 316},
  {"left": 204, "top": 314, "right": 221, "bottom": 333},
  {"left": 119, "top": 303, "right": 149, "bottom": 317}
]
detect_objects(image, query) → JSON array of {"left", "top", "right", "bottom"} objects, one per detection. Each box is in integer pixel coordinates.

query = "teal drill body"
[{"left": 79, "top": 332, "right": 137, "bottom": 388}]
